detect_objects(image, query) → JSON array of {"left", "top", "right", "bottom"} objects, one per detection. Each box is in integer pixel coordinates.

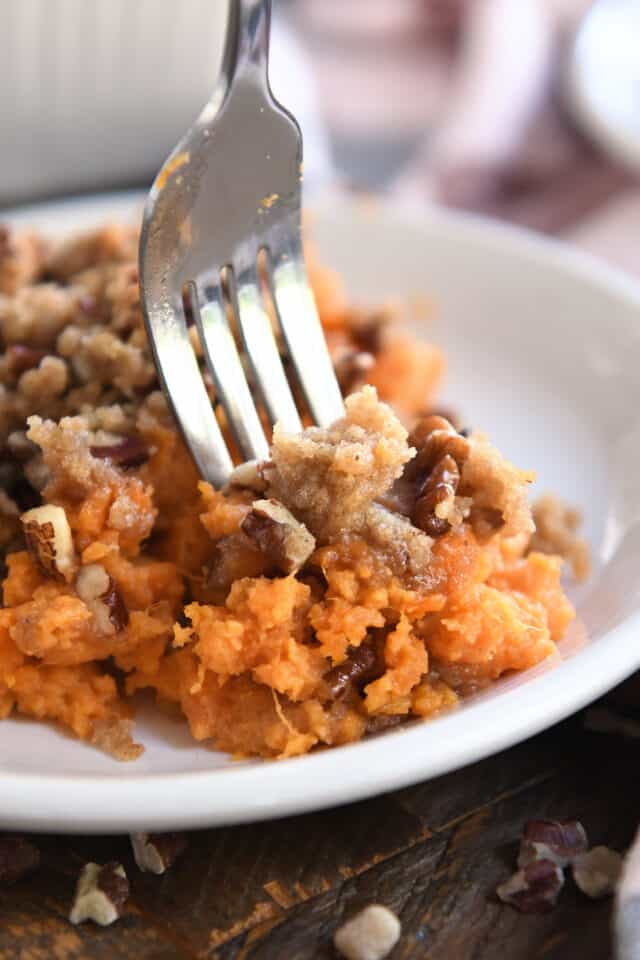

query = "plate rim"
[{"left": 2, "top": 191, "right": 640, "bottom": 834}]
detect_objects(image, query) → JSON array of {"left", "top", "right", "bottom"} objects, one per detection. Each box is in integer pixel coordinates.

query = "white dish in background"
[
  {"left": 2, "top": 192, "right": 640, "bottom": 834},
  {"left": 0, "top": 1, "right": 331, "bottom": 205},
  {"left": 566, "top": 0, "right": 640, "bottom": 173}
]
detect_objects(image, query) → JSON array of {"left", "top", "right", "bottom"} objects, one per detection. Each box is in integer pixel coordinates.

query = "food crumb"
[
  {"left": 573, "top": 846, "right": 623, "bottom": 899},
  {"left": 530, "top": 494, "right": 591, "bottom": 581},
  {"left": 496, "top": 859, "right": 564, "bottom": 913},
  {"left": 334, "top": 904, "right": 401, "bottom": 960},
  {"left": 69, "top": 861, "right": 129, "bottom": 926},
  {"left": 130, "top": 832, "right": 187, "bottom": 874}
]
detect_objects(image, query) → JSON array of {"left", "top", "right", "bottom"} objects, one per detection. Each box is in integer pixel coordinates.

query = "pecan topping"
[
  {"left": 334, "top": 904, "right": 401, "bottom": 960},
  {"left": 0, "top": 835, "right": 40, "bottom": 886},
  {"left": 69, "top": 862, "right": 129, "bottom": 926},
  {"left": 412, "top": 453, "right": 460, "bottom": 537},
  {"left": 572, "top": 846, "right": 622, "bottom": 899},
  {"left": 21, "top": 504, "right": 77, "bottom": 581},
  {"left": 334, "top": 349, "right": 375, "bottom": 396},
  {"left": 324, "top": 636, "right": 386, "bottom": 700},
  {"left": 130, "top": 832, "right": 188, "bottom": 875},
  {"left": 423, "top": 406, "right": 465, "bottom": 434},
  {"left": 407, "top": 415, "right": 470, "bottom": 478},
  {"left": 349, "top": 310, "right": 388, "bottom": 355},
  {"left": 497, "top": 858, "right": 564, "bottom": 913},
  {"left": 227, "top": 459, "right": 268, "bottom": 493},
  {"left": 6, "top": 344, "right": 47, "bottom": 377},
  {"left": 518, "top": 819, "right": 588, "bottom": 869},
  {"left": 90, "top": 435, "right": 150, "bottom": 468},
  {"left": 241, "top": 499, "right": 315, "bottom": 574},
  {"left": 76, "top": 564, "right": 129, "bottom": 634},
  {"left": 401, "top": 415, "right": 471, "bottom": 538}
]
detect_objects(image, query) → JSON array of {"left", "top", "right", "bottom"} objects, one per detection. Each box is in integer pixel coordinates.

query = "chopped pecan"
[
  {"left": 407, "top": 415, "right": 470, "bottom": 478},
  {"left": 69, "top": 862, "right": 129, "bottom": 926},
  {"left": 76, "top": 564, "right": 129, "bottom": 634},
  {"left": 241, "top": 499, "right": 315, "bottom": 574},
  {"left": 349, "top": 308, "right": 389, "bottom": 355},
  {"left": 130, "top": 832, "right": 188, "bottom": 874},
  {"left": 366, "top": 714, "right": 405, "bottom": 734},
  {"left": 5, "top": 344, "right": 47, "bottom": 378},
  {"left": 412, "top": 453, "right": 460, "bottom": 537},
  {"left": 334, "top": 904, "right": 401, "bottom": 960},
  {"left": 469, "top": 506, "right": 505, "bottom": 539},
  {"left": 334, "top": 349, "right": 375, "bottom": 396},
  {"left": 0, "top": 835, "right": 40, "bottom": 886},
  {"left": 497, "top": 859, "right": 564, "bottom": 913},
  {"left": 518, "top": 819, "right": 588, "bottom": 869},
  {"left": 324, "top": 636, "right": 386, "bottom": 700},
  {"left": 227, "top": 459, "right": 268, "bottom": 493},
  {"left": 90, "top": 435, "right": 150, "bottom": 468},
  {"left": 400, "top": 415, "right": 471, "bottom": 538},
  {"left": 573, "top": 846, "right": 623, "bottom": 899},
  {"left": 423, "top": 406, "right": 465, "bottom": 434},
  {"left": 21, "top": 504, "right": 77, "bottom": 581}
]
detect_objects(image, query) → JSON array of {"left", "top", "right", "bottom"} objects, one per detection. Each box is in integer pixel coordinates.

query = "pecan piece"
[
  {"left": 497, "top": 858, "right": 564, "bottom": 913},
  {"left": 423, "top": 406, "right": 465, "bottom": 434},
  {"left": 573, "top": 846, "right": 622, "bottom": 899},
  {"left": 130, "top": 832, "right": 188, "bottom": 874},
  {"left": 334, "top": 349, "right": 375, "bottom": 395},
  {"left": 324, "top": 637, "right": 386, "bottom": 700},
  {"left": 227, "top": 459, "right": 268, "bottom": 493},
  {"left": 21, "top": 504, "right": 77, "bottom": 581},
  {"left": 408, "top": 415, "right": 470, "bottom": 478},
  {"left": 241, "top": 499, "right": 315, "bottom": 574},
  {"left": 349, "top": 309, "right": 389, "bottom": 355},
  {"left": 90, "top": 435, "right": 150, "bottom": 468},
  {"left": 412, "top": 453, "right": 460, "bottom": 537},
  {"left": 518, "top": 818, "right": 588, "bottom": 869},
  {"left": 334, "top": 904, "right": 401, "bottom": 960},
  {"left": 76, "top": 564, "right": 129, "bottom": 634},
  {"left": 69, "top": 862, "right": 129, "bottom": 926},
  {"left": 0, "top": 835, "right": 40, "bottom": 886}
]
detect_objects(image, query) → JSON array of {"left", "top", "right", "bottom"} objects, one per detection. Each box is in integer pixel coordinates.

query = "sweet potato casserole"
[{"left": 0, "top": 223, "right": 579, "bottom": 760}]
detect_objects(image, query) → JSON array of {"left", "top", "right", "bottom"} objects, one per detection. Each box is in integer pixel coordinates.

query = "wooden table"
[{"left": 2, "top": 137, "right": 640, "bottom": 960}]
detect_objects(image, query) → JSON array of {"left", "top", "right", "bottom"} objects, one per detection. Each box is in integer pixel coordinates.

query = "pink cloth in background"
[{"left": 294, "top": 0, "right": 634, "bottom": 234}]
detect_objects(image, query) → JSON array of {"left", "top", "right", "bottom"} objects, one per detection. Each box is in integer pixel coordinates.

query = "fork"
[{"left": 139, "top": 0, "right": 343, "bottom": 488}]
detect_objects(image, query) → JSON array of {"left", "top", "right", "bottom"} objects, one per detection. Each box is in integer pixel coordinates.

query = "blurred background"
[{"left": 1, "top": 0, "right": 639, "bottom": 270}]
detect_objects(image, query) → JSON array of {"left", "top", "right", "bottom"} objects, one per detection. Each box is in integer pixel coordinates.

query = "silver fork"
[{"left": 139, "top": 0, "right": 343, "bottom": 488}]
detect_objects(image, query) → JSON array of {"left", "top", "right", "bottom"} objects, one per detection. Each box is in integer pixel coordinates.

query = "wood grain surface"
[{"left": 2, "top": 676, "right": 639, "bottom": 960}]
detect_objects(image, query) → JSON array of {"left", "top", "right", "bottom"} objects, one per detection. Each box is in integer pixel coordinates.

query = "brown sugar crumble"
[
  {"left": 530, "top": 493, "right": 591, "bottom": 582},
  {"left": 0, "top": 221, "right": 581, "bottom": 761}
]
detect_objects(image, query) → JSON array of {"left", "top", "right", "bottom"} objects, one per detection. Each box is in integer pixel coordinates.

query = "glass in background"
[{"left": 292, "top": 0, "right": 462, "bottom": 191}]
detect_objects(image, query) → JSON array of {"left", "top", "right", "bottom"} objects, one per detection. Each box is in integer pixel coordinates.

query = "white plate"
[{"left": 3, "top": 192, "right": 640, "bottom": 834}]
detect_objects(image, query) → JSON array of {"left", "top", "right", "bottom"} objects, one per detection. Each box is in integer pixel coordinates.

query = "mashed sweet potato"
[{"left": 0, "top": 223, "right": 578, "bottom": 760}]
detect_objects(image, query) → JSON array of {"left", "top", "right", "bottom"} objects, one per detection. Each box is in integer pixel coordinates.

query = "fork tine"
[
  {"left": 143, "top": 295, "right": 233, "bottom": 487},
  {"left": 230, "top": 248, "right": 302, "bottom": 433},
  {"left": 191, "top": 277, "right": 270, "bottom": 462},
  {"left": 267, "top": 234, "right": 344, "bottom": 427}
]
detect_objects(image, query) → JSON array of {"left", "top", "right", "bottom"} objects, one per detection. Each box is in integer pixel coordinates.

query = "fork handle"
[{"left": 222, "top": 0, "right": 270, "bottom": 87}]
